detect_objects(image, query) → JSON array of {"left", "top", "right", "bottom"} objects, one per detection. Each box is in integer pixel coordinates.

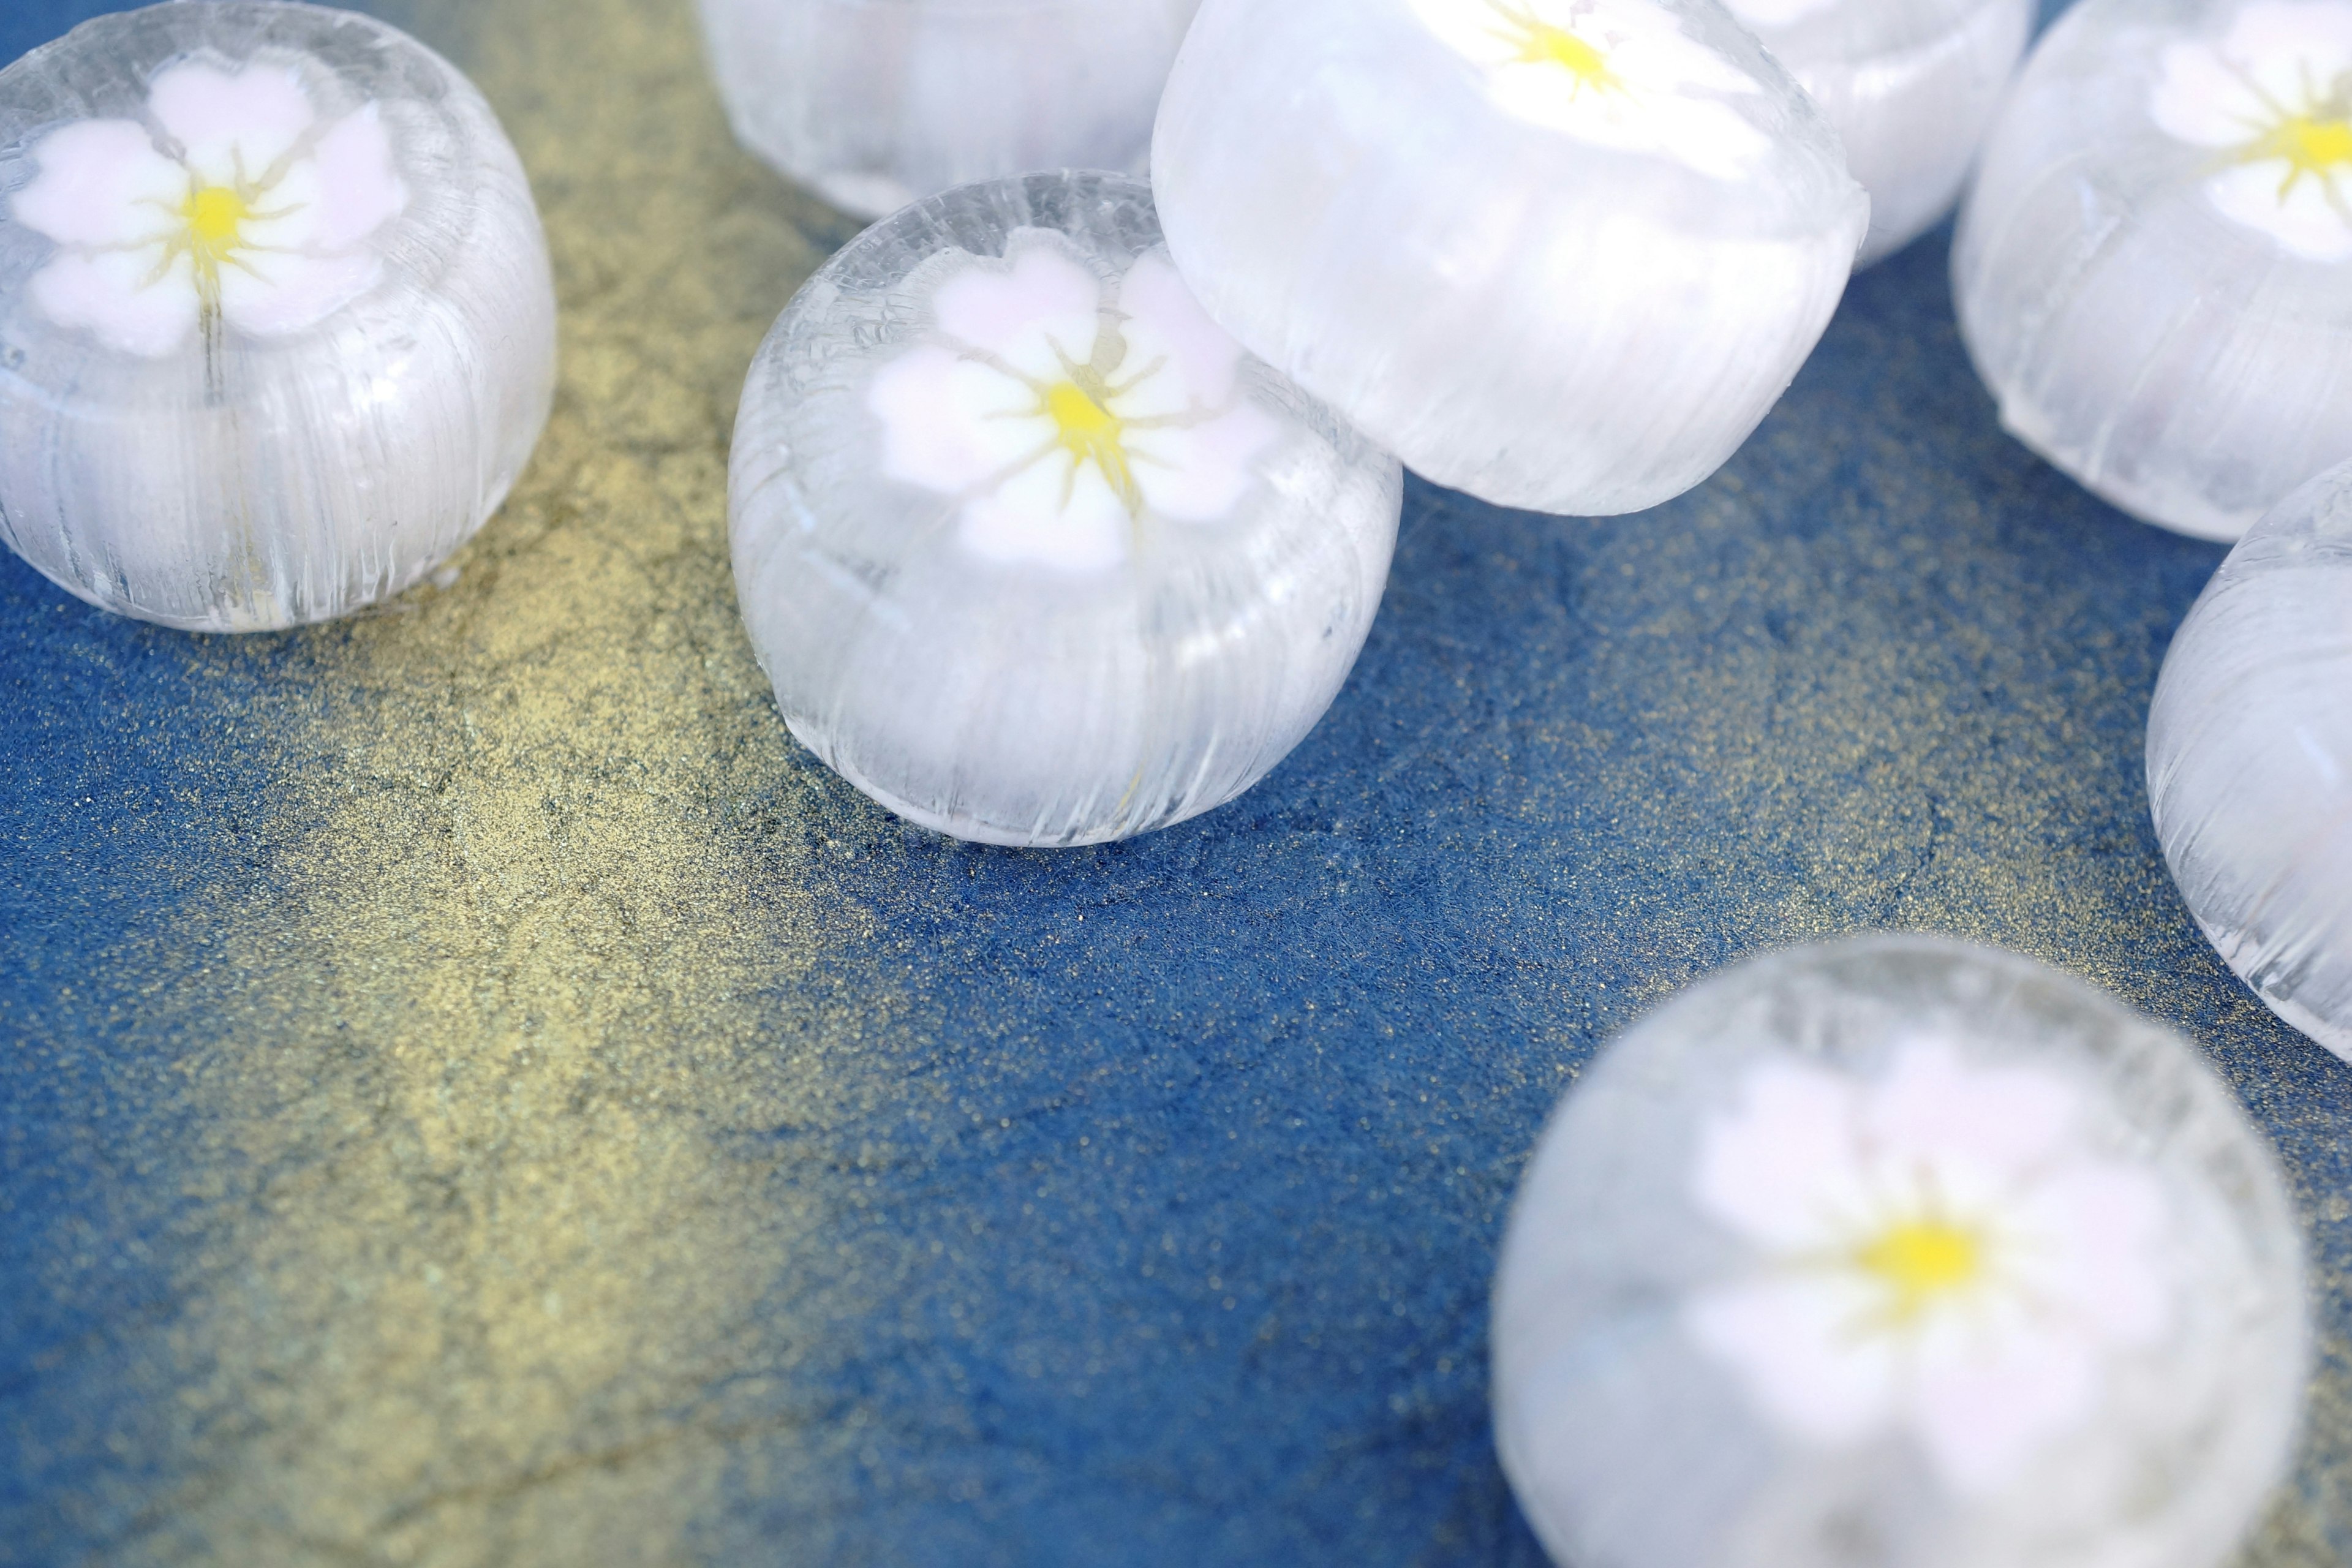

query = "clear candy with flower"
[
  {"left": 729, "top": 172, "right": 1401, "bottom": 847},
  {"left": 1492, "top": 936, "right": 2306, "bottom": 1568},
  {"left": 1956, "top": 0, "right": 2352, "bottom": 540},
  {"left": 1152, "top": 0, "right": 1868, "bottom": 518},
  {"left": 0, "top": 1, "right": 556, "bottom": 630}
]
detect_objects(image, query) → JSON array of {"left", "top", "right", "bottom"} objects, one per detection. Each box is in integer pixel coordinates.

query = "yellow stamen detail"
[
  {"left": 1518, "top": 21, "right": 1618, "bottom": 90},
  {"left": 183, "top": 184, "right": 251, "bottom": 260},
  {"left": 2256, "top": 113, "right": 2352, "bottom": 197},
  {"left": 1044, "top": 379, "right": 1138, "bottom": 511},
  {"left": 1855, "top": 1219, "right": 1981, "bottom": 1319}
]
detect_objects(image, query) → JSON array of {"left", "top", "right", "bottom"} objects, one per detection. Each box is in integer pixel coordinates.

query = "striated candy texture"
[
  {"left": 2149, "top": 462, "right": 2352, "bottom": 1059},
  {"left": 1955, "top": 0, "right": 2352, "bottom": 541},
  {"left": 1724, "top": 0, "right": 2030, "bottom": 266},
  {"left": 1493, "top": 935, "right": 2306, "bottom": 1568},
  {"left": 1151, "top": 0, "right": 1868, "bottom": 518},
  {"left": 0, "top": 1, "right": 556, "bottom": 631},
  {"left": 695, "top": 0, "right": 1201, "bottom": 220},
  {"left": 729, "top": 172, "right": 1401, "bottom": 848}
]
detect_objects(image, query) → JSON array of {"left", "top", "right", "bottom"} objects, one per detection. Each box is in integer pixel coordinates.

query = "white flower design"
[
  {"left": 10, "top": 58, "right": 409, "bottom": 358},
  {"left": 865, "top": 236, "right": 1280, "bottom": 574},
  {"left": 1682, "top": 1039, "right": 2174, "bottom": 1495},
  {"left": 1408, "top": 0, "right": 1771, "bottom": 179},
  {"left": 2150, "top": 1, "right": 2352, "bottom": 262}
]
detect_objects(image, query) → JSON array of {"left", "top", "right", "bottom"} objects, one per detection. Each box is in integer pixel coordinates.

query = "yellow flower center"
[
  {"left": 2257, "top": 111, "right": 2352, "bottom": 195},
  {"left": 183, "top": 183, "right": 251, "bottom": 262},
  {"left": 1517, "top": 21, "right": 1618, "bottom": 89},
  {"left": 1856, "top": 1218, "right": 1982, "bottom": 1319},
  {"left": 1044, "top": 379, "right": 1139, "bottom": 512}
]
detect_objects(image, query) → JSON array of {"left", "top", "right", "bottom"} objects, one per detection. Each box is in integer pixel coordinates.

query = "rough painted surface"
[{"left": 0, "top": 1, "right": 2346, "bottom": 1566}]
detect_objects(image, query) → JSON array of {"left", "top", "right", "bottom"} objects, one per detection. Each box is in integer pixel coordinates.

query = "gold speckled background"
[{"left": 2, "top": 0, "right": 2350, "bottom": 1564}]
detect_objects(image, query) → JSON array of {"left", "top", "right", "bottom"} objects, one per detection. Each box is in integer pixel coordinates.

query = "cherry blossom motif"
[
  {"left": 10, "top": 59, "right": 409, "bottom": 358},
  {"left": 865, "top": 236, "right": 1281, "bottom": 574},
  {"left": 1407, "top": 0, "right": 1772, "bottom": 179},
  {"left": 2150, "top": 1, "right": 2352, "bottom": 262},
  {"left": 1681, "top": 1039, "right": 2174, "bottom": 1496}
]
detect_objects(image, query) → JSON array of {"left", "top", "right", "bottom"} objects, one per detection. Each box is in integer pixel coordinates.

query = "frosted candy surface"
[
  {"left": 1152, "top": 0, "right": 1867, "bottom": 518},
  {"left": 0, "top": 1, "right": 556, "bottom": 631},
  {"left": 1954, "top": 0, "right": 2352, "bottom": 541},
  {"left": 1493, "top": 935, "right": 2306, "bottom": 1568},
  {"left": 1722, "top": 0, "right": 2030, "bottom": 265},
  {"left": 695, "top": 0, "right": 1200, "bottom": 219},
  {"left": 2149, "top": 464, "right": 2352, "bottom": 1059},
  {"left": 729, "top": 172, "right": 1401, "bottom": 848}
]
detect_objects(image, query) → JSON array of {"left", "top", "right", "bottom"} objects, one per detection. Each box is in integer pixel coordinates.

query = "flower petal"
[
  {"left": 2148, "top": 41, "right": 2274, "bottom": 147},
  {"left": 1646, "top": 94, "right": 1774, "bottom": 184},
  {"left": 1111, "top": 252, "right": 1245, "bottom": 415},
  {"left": 148, "top": 61, "right": 315, "bottom": 188},
  {"left": 1408, "top": 0, "right": 1517, "bottom": 69},
  {"left": 2205, "top": 162, "right": 2352, "bottom": 262},
  {"left": 1684, "top": 1275, "right": 1900, "bottom": 1445},
  {"left": 2225, "top": 1, "right": 2352, "bottom": 111},
  {"left": 1860, "top": 1038, "right": 2078, "bottom": 1202},
  {"left": 1412, "top": 0, "right": 1765, "bottom": 177},
  {"left": 1610, "top": 26, "right": 1762, "bottom": 97},
  {"left": 217, "top": 247, "right": 382, "bottom": 337},
  {"left": 2006, "top": 1160, "right": 2174, "bottom": 1345},
  {"left": 869, "top": 345, "right": 1053, "bottom": 494},
  {"left": 1126, "top": 404, "right": 1280, "bottom": 524},
  {"left": 304, "top": 103, "right": 409, "bottom": 250},
  {"left": 29, "top": 247, "right": 197, "bottom": 356},
  {"left": 1691, "top": 1059, "right": 1872, "bottom": 1252},
  {"left": 1908, "top": 1314, "right": 2101, "bottom": 1495},
  {"left": 930, "top": 239, "right": 1102, "bottom": 385},
  {"left": 238, "top": 155, "right": 326, "bottom": 253},
  {"left": 959, "top": 454, "right": 1129, "bottom": 573},
  {"left": 11, "top": 119, "right": 186, "bottom": 247}
]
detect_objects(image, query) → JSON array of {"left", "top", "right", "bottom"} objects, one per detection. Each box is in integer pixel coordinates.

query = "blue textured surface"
[{"left": 4, "top": 2, "right": 2351, "bottom": 1566}]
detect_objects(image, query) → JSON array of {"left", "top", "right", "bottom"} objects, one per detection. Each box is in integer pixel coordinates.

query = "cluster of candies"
[{"left": 0, "top": 2, "right": 2343, "bottom": 1564}]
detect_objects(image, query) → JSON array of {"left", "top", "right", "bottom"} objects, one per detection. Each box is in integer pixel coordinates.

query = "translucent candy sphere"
[
  {"left": 2149, "top": 462, "right": 2352, "bottom": 1058},
  {"left": 1494, "top": 935, "right": 2307, "bottom": 1568},
  {"left": 1954, "top": 0, "right": 2352, "bottom": 541},
  {"left": 695, "top": 0, "right": 1202, "bottom": 220},
  {"left": 0, "top": 1, "right": 556, "bottom": 632},
  {"left": 1723, "top": 0, "right": 2031, "bottom": 266},
  {"left": 1152, "top": 0, "right": 1867, "bottom": 518},
  {"left": 728, "top": 172, "right": 1402, "bottom": 848}
]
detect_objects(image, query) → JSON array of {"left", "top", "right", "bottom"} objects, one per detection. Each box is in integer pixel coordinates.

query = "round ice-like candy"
[
  {"left": 728, "top": 172, "right": 1401, "bottom": 848},
  {"left": 2149, "top": 462, "right": 2352, "bottom": 1058},
  {"left": 1151, "top": 0, "right": 1868, "bottom": 518},
  {"left": 1955, "top": 0, "right": 2352, "bottom": 541},
  {"left": 0, "top": 2, "right": 556, "bottom": 631},
  {"left": 1723, "top": 0, "right": 2030, "bottom": 266},
  {"left": 696, "top": 0, "right": 1201, "bottom": 220},
  {"left": 1494, "top": 935, "right": 2307, "bottom": 1568}
]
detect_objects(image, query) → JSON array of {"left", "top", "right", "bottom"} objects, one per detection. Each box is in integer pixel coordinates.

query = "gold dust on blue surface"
[
  {"left": 13, "top": 0, "right": 2352, "bottom": 1562},
  {"left": 69, "top": 0, "right": 925, "bottom": 1559}
]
